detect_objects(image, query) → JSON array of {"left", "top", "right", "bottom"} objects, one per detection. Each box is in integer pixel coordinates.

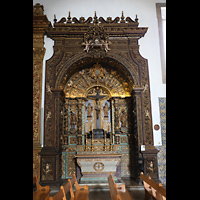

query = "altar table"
[{"left": 75, "top": 154, "right": 121, "bottom": 183}]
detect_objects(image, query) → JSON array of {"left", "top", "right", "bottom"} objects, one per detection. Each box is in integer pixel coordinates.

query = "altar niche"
[
  {"left": 40, "top": 11, "right": 160, "bottom": 186},
  {"left": 60, "top": 63, "right": 135, "bottom": 180}
]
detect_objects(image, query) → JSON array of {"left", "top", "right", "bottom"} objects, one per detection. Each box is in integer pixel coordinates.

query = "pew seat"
[{"left": 139, "top": 172, "right": 166, "bottom": 200}]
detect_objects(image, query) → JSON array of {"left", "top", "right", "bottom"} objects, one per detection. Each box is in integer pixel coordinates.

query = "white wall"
[{"left": 34, "top": 0, "right": 166, "bottom": 147}]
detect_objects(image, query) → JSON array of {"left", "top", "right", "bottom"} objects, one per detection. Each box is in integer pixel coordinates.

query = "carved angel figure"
[
  {"left": 102, "top": 41, "right": 111, "bottom": 52},
  {"left": 46, "top": 85, "right": 52, "bottom": 93},
  {"left": 46, "top": 111, "right": 51, "bottom": 121},
  {"left": 83, "top": 40, "right": 91, "bottom": 53}
]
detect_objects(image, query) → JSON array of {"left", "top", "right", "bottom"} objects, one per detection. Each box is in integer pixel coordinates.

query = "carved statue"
[
  {"left": 147, "top": 160, "right": 154, "bottom": 172},
  {"left": 119, "top": 110, "right": 127, "bottom": 127},
  {"left": 83, "top": 40, "right": 91, "bottom": 53},
  {"left": 103, "top": 102, "right": 110, "bottom": 116},
  {"left": 86, "top": 103, "right": 93, "bottom": 117},
  {"left": 42, "top": 163, "right": 52, "bottom": 180},
  {"left": 70, "top": 111, "right": 77, "bottom": 130}
]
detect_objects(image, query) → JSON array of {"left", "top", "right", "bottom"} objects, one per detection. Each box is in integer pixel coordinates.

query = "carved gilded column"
[
  {"left": 33, "top": 3, "right": 51, "bottom": 179},
  {"left": 113, "top": 97, "right": 120, "bottom": 134},
  {"left": 77, "top": 98, "right": 84, "bottom": 145}
]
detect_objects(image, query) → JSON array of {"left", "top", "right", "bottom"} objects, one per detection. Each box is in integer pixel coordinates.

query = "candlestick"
[
  {"left": 91, "top": 131, "right": 94, "bottom": 151},
  {"left": 85, "top": 132, "right": 88, "bottom": 151},
  {"left": 110, "top": 132, "right": 113, "bottom": 151},
  {"left": 104, "top": 131, "right": 107, "bottom": 151}
]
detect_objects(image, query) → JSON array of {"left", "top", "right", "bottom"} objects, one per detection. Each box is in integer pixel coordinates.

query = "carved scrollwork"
[
  {"left": 99, "top": 16, "right": 120, "bottom": 24},
  {"left": 72, "top": 16, "right": 92, "bottom": 24}
]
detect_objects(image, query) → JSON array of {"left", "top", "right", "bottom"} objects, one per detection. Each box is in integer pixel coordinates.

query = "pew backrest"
[
  {"left": 108, "top": 173, "right": 121, "bottom": 200},
  {"left": 33, "top": 174, "right": 50, "bottom": 191},
  {"left": 70, "top": 174, "right": 89, "bottom": 200},
  {"left": 139, "top": 172, "right": 166, "bottom": 199},
  {"left": 68, "top": 178, "right": 75, "bottom": 200},
  {"left": 49, "top": 189, "right": 65, "bottom": 200},
  {"left": 33, "top": 175, "right": 50, "bottom": 200},
  {"left": 108, "top": 173, "right": 133, "bottom": 200},
  {"left": 72, "top": 173, "right": 89, "bottom": 192}
]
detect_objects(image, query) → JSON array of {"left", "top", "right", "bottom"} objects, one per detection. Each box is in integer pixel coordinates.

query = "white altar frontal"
[{"left": 75, "top": 153, "right": 121, "bottom": 184}]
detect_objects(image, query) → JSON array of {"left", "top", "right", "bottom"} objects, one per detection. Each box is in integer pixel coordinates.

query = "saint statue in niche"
[
  {"left": 70, "top": 111, "right": 77, "bottom": 130},
  {"left": 103, "top": 102, "right": 110, "bottom": 117},
  {"left": 119, "top": 110, "right": 127, "bottom": 127},
  {"left": 86, "top": 103, "right": 93, "bottom": 117}
]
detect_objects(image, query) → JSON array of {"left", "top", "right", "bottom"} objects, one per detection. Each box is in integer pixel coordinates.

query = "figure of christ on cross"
[{"left": 87, "top": 87, "right": 107, "bottom": 129}]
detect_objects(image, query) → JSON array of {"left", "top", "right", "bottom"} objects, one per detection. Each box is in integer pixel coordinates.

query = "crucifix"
[{"left": 87, "top": 87, "right": 107, "bottom": 129}]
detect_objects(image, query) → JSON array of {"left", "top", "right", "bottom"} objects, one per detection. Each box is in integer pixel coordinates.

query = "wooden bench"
[
  {"left": 108, "top": 172, "right": 133, "bottom": 200},
  {"left": 69, "top": 173, "right": 89, "bottom": 200},
  {"left": 50, "top": 174, "right": 89, "bottom": 200},
  {"left": 49, "top": 188, "right": 66, "bottom": 200},
  {"left": 139, "top": 172, "right": 166, "bottom": 200},
  {"left": 33, "top": 175, "right": 50, "bottom": 200}
]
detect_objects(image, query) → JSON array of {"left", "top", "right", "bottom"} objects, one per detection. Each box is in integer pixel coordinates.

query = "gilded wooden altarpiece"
[
  {"left": 37, "top": 6, "right": 160, "bottom": 186},
  {"left": 33, "top": 4, "right": 51, "bottom": 179}
]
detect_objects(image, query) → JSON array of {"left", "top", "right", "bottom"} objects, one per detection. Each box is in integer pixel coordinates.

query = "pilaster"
[{"left": 33, "top": 3, "right": 51, "bottom": 179}]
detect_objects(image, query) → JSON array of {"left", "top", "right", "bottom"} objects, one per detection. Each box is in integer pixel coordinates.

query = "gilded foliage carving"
[
  {"left": 63, "top": 63, "right": 131, "bottom": 99},
  {"left": 67, "top": 153, "right": 76, "bottom": 177},
  {"left": 33, "top": 150, "right": 40, "bottom": 178}
]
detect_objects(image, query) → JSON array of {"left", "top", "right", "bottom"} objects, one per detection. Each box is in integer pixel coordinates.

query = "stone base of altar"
[{"left": 75, "top": 153, "right": 121, "bottom": 184}]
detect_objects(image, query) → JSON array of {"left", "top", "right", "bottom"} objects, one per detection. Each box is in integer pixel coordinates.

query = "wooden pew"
[
  {"left": 69, "top": 173, "right": 89, "bottom": 200},
  {"left": 49, "top": 174, "right": 89, "bottom": 200},
  {"left": 33, "top": 175, "right": 50, "bottom": 200},
  {"left": 49, "top": 179, "right": 72, "bottom": 200},
  {"left": 108, "top": 172, "right": 133, "bottom": 200},
  {"left": 59, "top": 179, "right": 74, "bottom": 200},
  {"left": 49, "top": 188, "right": 65, "bottom": 200},
  {"left": 139, "top": 172, "right": 166, "bottom": 200}
]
